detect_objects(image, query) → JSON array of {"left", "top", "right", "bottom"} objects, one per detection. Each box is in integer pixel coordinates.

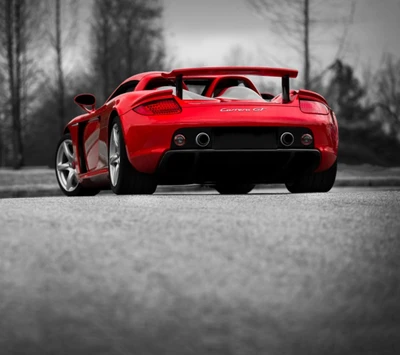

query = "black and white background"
[{"left": 0, "top": 1, "right": 399, "bottom": 354}]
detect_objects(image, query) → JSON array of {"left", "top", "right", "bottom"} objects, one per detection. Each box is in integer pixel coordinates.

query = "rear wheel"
[
  {"left": 214, "top": 183, "right": 255, "bottom": 195},
  {"left": 285, "top": 160, "right": 337, "bottom": 193},
  {"left": 55, "top": 134, "right": 100, "bottom": 197},
  {"left": 108, "top": 117, "right": 157, "bottom": 195}
]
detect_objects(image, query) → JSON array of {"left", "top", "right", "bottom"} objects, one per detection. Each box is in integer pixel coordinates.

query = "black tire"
[
  {"left": 55, "top": 134, "right": 100, "bottom": 197},
  {"left": 214, "top": 183, "right": 255, "bottom": 195},
  {"left": 108, "top": 117, "right": 157, "bottom": 195},
  {"left": 285, "top": 160, "right": 337, "bottom": 193}
]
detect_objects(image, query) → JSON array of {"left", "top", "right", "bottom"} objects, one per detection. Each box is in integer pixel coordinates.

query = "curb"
[
  {"left": 332, "top": 178, "right": 400, "bottom": 187},
  {"left": 1, "top": 178, "right": 400, "bottom": 198},
  {"left": 0, "top": 184, "right": 207, "bottom": 199}
]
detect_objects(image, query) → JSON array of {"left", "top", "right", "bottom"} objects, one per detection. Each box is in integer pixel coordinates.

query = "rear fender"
[
  {"left": 113, "top": 89, "right": 178, "bottom": 153},
  {"left": 114, "top": 89, "right": 175, "bottom": 117}
]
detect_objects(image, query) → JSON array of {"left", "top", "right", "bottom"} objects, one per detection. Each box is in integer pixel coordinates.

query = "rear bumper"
[
  {"left": 123, "top": 124, "right": 337, "bottom": 178},
  {"left": 156, "top": 149, "right": 321, "bottom": 185}
]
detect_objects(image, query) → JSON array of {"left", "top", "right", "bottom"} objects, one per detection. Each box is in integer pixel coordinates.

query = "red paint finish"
[
  {"left": 83, "top": 119, "right": 100, "bottom": 171},
  {"left": 162, "top": 66, "right": 299, "bottom": 78},
  {"left": 62, "top": 66, "right": 339, "bottom": 189},
  {"left": 121, "top": 97, "right": 337, "bottom": 174}
]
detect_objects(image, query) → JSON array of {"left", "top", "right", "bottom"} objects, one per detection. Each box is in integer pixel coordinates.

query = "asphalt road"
[{"left": 0, "top": 187, "right": 399, "bottom": 355}]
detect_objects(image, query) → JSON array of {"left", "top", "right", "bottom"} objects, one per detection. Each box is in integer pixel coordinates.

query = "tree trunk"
[
  {"left": 0, "top": 113, "right": 3, "bottom": 167},
  {"left": 102, "top": 17, "right": 110, "bottom": 101},
  {"left": 6, "top": 0, "right": 24, "bottom": 169},
  {"left": 13, "top": 0, "right": 24, "bottom": 168},
  {"left": 96, "top": 0, "right": 111, "bottom": 102},
  {"left": 55, "top": 0, "right": 66, "bottom": 133},
  {"left": 5, "top": 0, "right": 15, "bottom": 125},
  {"left": 303, "top": 0, "right": 310, "bottom": 90}
]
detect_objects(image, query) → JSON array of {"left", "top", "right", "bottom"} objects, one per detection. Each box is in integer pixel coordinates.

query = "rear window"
[
  {"left": 156, "top": 86, "right": 217, "bottom": 101},
  {"left": 184, "top": 79, "right": 212, "bottom": 96}
]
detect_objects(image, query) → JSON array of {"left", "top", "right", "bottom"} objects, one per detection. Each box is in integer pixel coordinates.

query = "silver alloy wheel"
[
  {"left": 56, "top": 139, "right": 79, "bottom": 192},
  {"left": 109, "top": 123, "right": 121, "bottom": 186}
]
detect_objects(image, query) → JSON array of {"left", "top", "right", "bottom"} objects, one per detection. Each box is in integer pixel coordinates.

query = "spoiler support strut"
[
  {"left": 176, "top": 74, "right": 183, "bottom": 99},
  {"left": 163, "top": 67, "right": 297, "bottom": 101},
  {"left": 282, "top": 75, "right": 290, "bottom": 103}
]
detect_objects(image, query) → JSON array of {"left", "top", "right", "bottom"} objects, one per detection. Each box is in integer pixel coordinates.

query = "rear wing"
[{"left": 162, "top": 66, "right": 298, "bottom": 103}]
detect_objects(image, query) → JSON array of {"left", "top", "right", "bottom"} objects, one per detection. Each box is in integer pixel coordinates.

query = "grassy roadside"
[{"left": 0, "top": 167, "right": 57, "bottom": 188}]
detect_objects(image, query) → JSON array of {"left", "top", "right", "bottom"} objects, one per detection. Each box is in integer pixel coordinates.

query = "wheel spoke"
[
  {"left": 115, "top": 164, "right": 120, "bottom": 180},
  {"left": 113, "top": 127, "right": 119, "bottom": 148},
  {"left": 63, "top": 142, "right": 74, "bottom": 162},
  {"left": 56, "top": 138, "right": 79, "bottom": 193},
  {"left": 110, "top": 166, "right": 114, "bottom": 184},
  {"left": 66, "top": 170, "right": 75, "bottom": 190},
  {"left": 109, "top": 124, "right": 121, "bottom": 187},
  {"left": 57, "top": 163, "right": 70, "bottom": 171},
  {"left": 109, "top": 154, "right": 119, "bottom": 166}
]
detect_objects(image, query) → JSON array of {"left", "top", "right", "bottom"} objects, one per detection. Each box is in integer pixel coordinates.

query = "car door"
[
  {"left": 80, "top": 81, "right": 139, "bottom": 173},
  {"left": 83, "top": 111, "right": 102, "bottom": 172},
  {"left": 97, "top": 80, "right": 140, "bottom": 171}
]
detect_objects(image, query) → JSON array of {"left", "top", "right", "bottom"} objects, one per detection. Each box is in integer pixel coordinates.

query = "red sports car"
[{"left": 55, "top": 66, "right": 338, "bottom": 196}]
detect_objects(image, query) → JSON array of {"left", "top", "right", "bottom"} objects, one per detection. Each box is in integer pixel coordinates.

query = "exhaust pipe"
[
  {"left": 195, "top": 132, "right": 210, "bottom": 147},
  {"left": 280, "top": 132, "right": 294, "bottom": 147}
]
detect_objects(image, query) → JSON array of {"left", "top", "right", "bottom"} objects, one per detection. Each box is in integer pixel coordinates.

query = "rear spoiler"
[{"left": 162, "top": 66, "right": 298, "bottom": 103}]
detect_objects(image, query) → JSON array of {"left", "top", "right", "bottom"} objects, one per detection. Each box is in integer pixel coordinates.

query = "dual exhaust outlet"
[
  {"left": 174, "top": 131, "right": 311, "bottom": 148},
  {"left": 197, "top": 132, "right": 296, "bottom": 148},
  {"left": 195, "top": 132, "right": 211, "bottom": 147},
  {"left": 280, "top": 132, "right": 295, "bottom": 147},
  {"left": 280, "top": 132, "right": 313, "bottom": 147}
]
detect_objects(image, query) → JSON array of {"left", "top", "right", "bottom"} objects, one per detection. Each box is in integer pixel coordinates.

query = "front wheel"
[
  {"left": 108, "top": 117, "right": 157, "bottom": 195},
  {"left": 214, "top": 183, "right": 255, "bottom": 195},
  {"left": 55, "top": 134, "right": 100, "bottom": 197},
  {"left": 285, "top": 160, "right": 337, "bottom": 193}
]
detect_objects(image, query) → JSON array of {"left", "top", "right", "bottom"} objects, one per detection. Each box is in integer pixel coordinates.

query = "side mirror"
[
  {"left": 74, "top": 93, "right": 96, "bottom": 113},
  {"left": 261, "top": 92, "right": 275, "bottom": 101}
]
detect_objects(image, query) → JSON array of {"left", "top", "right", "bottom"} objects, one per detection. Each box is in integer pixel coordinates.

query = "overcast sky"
[{"left": 162, "top": 0, "right": 400, "bottom": 74}]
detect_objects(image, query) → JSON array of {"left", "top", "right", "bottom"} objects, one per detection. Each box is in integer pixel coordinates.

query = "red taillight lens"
[
  {"left": 134, "top": 99, "right": 182, "bottom": 115},
  {"left": 300, "top": 100, "right": 329, "bottom": 115}
]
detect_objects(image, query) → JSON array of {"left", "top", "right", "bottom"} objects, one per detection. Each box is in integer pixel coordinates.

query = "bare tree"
[
  {"left": 222, "top": 45, "right": 280, "bottom": 94},
  {"left": 92, "top": 0, "right": 113, "bottom": 101},
  {"left": 373, "top": 55, "right": 400, "bottom": 138},
  {"left": 55, "top": 0, "right": 65, "bottom": 133},
  {"left": 44, "top": 0, "right": 78, "bottom": 133},
  {"left": 4, "top": 0, "right": 24, "bottom": 168},
  {"left": 0, "top": 0, "right": 46, "bottom": 168},
  {"left": 249, "top": 0, "right": 356, "bottom": 89},
  {"left": 91, "top": 0, "right": 166, "bottom": 102},
  {"left": 0, "top": 5, "right": 9, "bottom": 166},
  {"left": 0, "top": 90, "right": 6, "bottom": 166},
  {"left": 322, "top": 59, "right": 374, "bottom": 128}
]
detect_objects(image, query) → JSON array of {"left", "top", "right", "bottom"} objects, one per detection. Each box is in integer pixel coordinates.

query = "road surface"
[{"left": 0, "top": 187, "right": 399, "bottom": 355}]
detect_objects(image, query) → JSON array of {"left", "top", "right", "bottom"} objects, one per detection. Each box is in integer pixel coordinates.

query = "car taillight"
[
  {"left": 134, "top": 99, "right": 182, "bottom": 115},
  {"left": 174, "top": 134, "right": 186, "bottom": 147},
  {"left": 301, "top": 133, "right": 313, "bottom": 146},
  {"left": 300, "top": 100, "right": 329, "bottom": 115}
]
